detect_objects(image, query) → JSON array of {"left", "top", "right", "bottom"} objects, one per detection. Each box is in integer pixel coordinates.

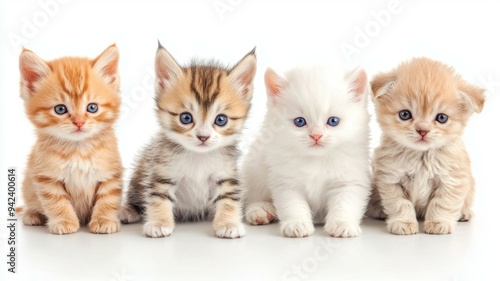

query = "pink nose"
[
  {"left": 73, "top": 120, "right": 85, "bottom": 128},
  {"left": 417, "top": 130, "right": 429, "bottom": 137},
  {"left": 197, "top": 135, "right": 210, "bottom": 142},
  {"left": 309, "top": 134, "right": 322, "bottom": 142}
]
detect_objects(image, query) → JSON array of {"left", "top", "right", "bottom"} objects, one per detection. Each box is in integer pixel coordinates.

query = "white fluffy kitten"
[{"left": 242, "top": 66, "right": 371, "bottom": 238}]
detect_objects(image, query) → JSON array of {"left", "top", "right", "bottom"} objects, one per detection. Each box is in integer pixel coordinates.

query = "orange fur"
[
  {"left": 18, "top": 45, "right": 123, "bottom": 234},
  {"left": 368, "top": 57, "right": 485, "bottom": 235}
]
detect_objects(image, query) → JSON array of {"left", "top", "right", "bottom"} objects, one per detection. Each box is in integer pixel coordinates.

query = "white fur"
[{"left": 242, "top": 66, "right": 371, "bottom": 238}]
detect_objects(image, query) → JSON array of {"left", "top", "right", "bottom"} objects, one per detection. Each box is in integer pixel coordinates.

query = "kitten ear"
[
  {"left": 264, "top": 68, "right": 287, "bottom": 96},
  {"left": 19, "top": 48, "right": 51, "bottom": 99},
  {"left": 457, "top": 79, "right": 485, "bottom": 113},
  {"left": 228, "top": 48, "right": 257, "bottom": 102},
  {"left": 370, "top": 71, "right": 397, "bottom": 99},
  {"left": 93, "top": 44, "right": 120, "bottom": 92},
  {"left": 155, "top": 42, "right": 183, "bottom": 94},
  {"left": 346, "top": 67, "right": 368, "bottom": 101}
]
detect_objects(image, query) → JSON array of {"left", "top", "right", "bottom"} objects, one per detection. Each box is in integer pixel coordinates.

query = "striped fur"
[
  {"left": 120, "top": 43, "right": 256, "bottom": 238},
  {"left": 18, "top": 45, "right": 123, "bottom": 234}
]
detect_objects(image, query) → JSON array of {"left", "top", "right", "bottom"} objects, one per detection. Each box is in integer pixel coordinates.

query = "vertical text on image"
[{"left": 6, "top": 168, "right": 17, "bottom": 274}]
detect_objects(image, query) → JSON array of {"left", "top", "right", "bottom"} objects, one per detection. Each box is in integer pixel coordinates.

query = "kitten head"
[
  {"left": 155, "top": 43, "right": 256, "bottom": 153},
  {"left": 19, "top": 44, "right": 121, "bottom": 141},
  {"left": 371, "top": 57, "right": 485, "bottom": 151},
  {"left": 264, "top": 66, "right": 369, "bottom": 154}
]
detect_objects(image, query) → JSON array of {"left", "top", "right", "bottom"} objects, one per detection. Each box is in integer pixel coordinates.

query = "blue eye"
[
  {"left": 180, "top": 112, "right": 193, "bottom": 124},
  {"left": 87, "top": 103, "right": 98, "bottom": 113},
  {"left": 327, "top": 116, "right": 340, "bottom": 127},
  {"left": 399, "top": 110, "right": 412, "bottom": 121},
  {"left": 436, "top": 113, "right": 448, "bottom": 124},
  {"left": 54, "top": 104, "right": 67, "bottom": 115},
  {"left": 214, "top": 114, "right": 228, "bottom": 126},
  {"left": 294, "top": 117, "right": 307, "bottom": 127}
]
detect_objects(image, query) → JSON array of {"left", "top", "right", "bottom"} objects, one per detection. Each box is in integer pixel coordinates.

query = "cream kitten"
[
  {"left": 366, "top": 57, "right": 485, "bottom": 235},
  {"left": 242, "top": 66, "right": 371, "bottom": 238}
]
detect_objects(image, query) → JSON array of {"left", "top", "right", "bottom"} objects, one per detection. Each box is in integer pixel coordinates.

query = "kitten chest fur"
[
  {"left": 375, "top": 140, "right": 470, "bottom": 217},
  {"left": 168, "top": 150, "right": 234, "bottom": 218}
]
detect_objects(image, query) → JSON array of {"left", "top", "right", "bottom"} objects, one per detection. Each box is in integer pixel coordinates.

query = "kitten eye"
[
  {"left": 54, "top": 104, "right": 68, "bottom": 115},
  {"left": 398, "top": 110, "right": 412, "bottom": 121},
  {"left": 436, "top": 113, "right": 448, "bottom": 124},
  {"left": 214, "top": 114, "right": 228, "bottom": 127},
  {"left": 87, "top": 103, "right": 98, "bottom": 113},
  {"left": 327, "top": 116, "right": 340, "bottom": 127},
  {"left": 180, "top": 112, "right": 193, "bottom": 124},
  {"left": 294, "top": 117, "right": 307, "bottom": 127}
]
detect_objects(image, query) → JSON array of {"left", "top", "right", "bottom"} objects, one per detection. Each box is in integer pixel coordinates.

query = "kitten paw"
[
  {"left": 143, "top": 222, "right": 174, "bottom": 238},
  {"left": 214, "top": 222, "right": 246, "bottom": 239},
  {"left": 281, "top": 221, "right": 315, "bottom": 238},
  {"left": 119, "top": 206, "right": 141, "bottom": 224},
  {"left": 424, "top": 220, "right": 455, "bottom": 235},
  {"left": 459, "top": 209, "right": 473, "bottom": 222},
  {"left": 388, "top": 220, "right": 418, "bottom": 235},
  {"left": 245, "top": 202, "right": 277, "bottom": 225},
  {"left": 89, "top": 218, "right": 120, "bottom": 234},
  {"left": 324, "top": 221, "right": 361, "bottom": 238},
  {"left": 22, "top": 211, "right": 47, "bottom": 226},
  {"left": 47, "top": 219, "right": 80, "bottom": 235}
]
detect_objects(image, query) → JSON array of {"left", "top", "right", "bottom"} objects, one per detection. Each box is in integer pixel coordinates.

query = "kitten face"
[
  {"left": 154, "top": 45, "right": 256, "bottom": 153},
  {"left": 264, "top": 66, "right": 369, "bottom": 154},
  {"left": 371, "top": 57, "right": 485, "bottom": 151},
  {"left": 19, "top": 45, "right": 121, "bottom": 141}
]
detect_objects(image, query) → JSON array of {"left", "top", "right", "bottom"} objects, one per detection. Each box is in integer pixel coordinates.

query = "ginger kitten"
[
  {"left": 18, "top": 45, "right": 123, "bottom": 234},
  {"left": 119, "top": 43, "right": 256, "bottom": 238},
  {"left": 243, "top": 66, "right": 371, "bottom": 238},
  {"left": 367, "top": 57, "right": 485, "bottom": 235}
]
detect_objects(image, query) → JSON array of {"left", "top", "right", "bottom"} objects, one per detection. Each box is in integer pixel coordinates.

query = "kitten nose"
[
  {"left": 417, "top": 130, "right": 429, "bottom": 137},
  {"left": 73, "top": 120, "right": 85, "bottom": 128},
  {"left": 197, "top": 135, "right": 210, "bottom": 142},
  {"left": 309, "top": 134, "right": 322, "bottom": 142}
]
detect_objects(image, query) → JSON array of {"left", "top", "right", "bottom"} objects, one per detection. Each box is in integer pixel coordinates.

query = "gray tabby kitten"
[{"left": 119, "top": 43, "right": 256, "bottom": 238}]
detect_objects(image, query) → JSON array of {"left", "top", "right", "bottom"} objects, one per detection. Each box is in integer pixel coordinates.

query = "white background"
[{"left": 1, "top": 0, "right": 499, "bottom": 280}]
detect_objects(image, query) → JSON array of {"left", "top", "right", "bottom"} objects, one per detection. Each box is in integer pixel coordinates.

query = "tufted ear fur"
[
  {"left": 457, "top": 79, "right": 485, "bottom": 113},
  {"left": 371, "top": 70, "right": 397, "bottom": 99},
  {"left": 19, "top": 48, "right": 51, "bottom": 100}
]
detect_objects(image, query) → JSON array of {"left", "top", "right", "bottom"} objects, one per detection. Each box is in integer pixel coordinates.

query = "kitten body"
[
  {"left": 367, "top": 57, "right": 485, "bottom": 235},
  {"left": 243, "top": 66, "right": 371, "bottom": 238},
  {"left": 18, "top": 45, "right": 123, "bottom": 234},
  {"left": 120, "top": 44, "right": 256, "bottom": 238}
]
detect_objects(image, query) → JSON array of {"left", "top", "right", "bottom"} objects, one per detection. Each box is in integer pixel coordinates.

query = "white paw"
[
  {"left": 281, "top": 221, "right": 314, "bottom": 238},
  {"left": 324, "top": 221, "right": 361, "bottom": 238},
  {"left": 119, "top": 207, "right": 141, "bottom": 224},
  {"left": 245, "top": 202, "right": 277, "bottom": 225},
  {"left": 214, "top": 223, "right": 246, "bottom": 239},
  {"left": 143, "top": 222, "right": 174, "bottom": 238}
]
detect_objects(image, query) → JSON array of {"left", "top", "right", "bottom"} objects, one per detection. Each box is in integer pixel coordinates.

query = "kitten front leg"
[
  {"left": 212, "top": 178, "right": 246, "bottom": 239},
  {"left": 377, "top": 181, "right": 418, "bottom": 235},
  {"left": 365, "top": 187, "right": 387, "bottom": 220},
  {"left": 89, "top": 173, "right": 122, "bottom": 234},
  {"left": 424, "top": 180, "right": 470, "bottom": 235},
  {"left": 143, "top": 179, "right": 177, "bottom": 238},
  {"left": 34, "top": 176, "right": 79, "bottom": 234},
  {"left": 324, "top": 184, "right": 370, "bottom": 238},
  {"left": 272, "top": 186, "right": 314, "bottom": 238}
]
